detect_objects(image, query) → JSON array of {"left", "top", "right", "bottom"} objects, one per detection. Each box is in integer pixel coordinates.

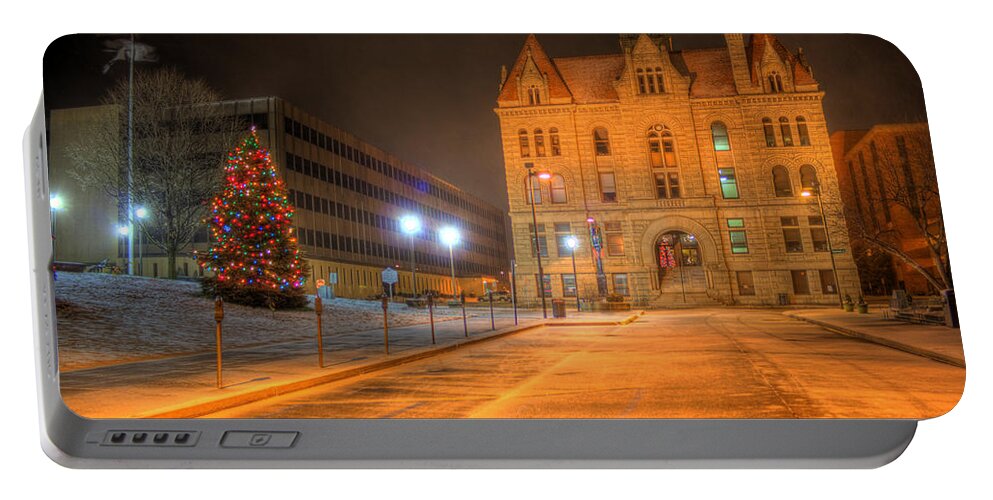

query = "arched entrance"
[{"left": 653, "top": 231, "right": 708, "bottom": 300}]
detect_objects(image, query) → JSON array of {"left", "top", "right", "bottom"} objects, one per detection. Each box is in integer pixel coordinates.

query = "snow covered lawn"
[{"left": 54, "top": 272, "right": 460, "bottom": 371}]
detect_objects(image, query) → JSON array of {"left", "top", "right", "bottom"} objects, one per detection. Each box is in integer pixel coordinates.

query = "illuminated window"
[
  {"left": 711, "top": 121, "right": 731, "bottom": 151},
  {"left": 772, "top": 166, "right": 793, "bottom": 197},
  {"left": 797, "top": 116, "right": 811, "bottom": 146},
  {"left": 562, "top": 274, "right": 577, "bottom": 297},
  {"left": 779, "top": 117, "right": 794, "bottom": 146},
  {"left": 554, "top": 222, "right": 572, "bottom": 256},
  {"left": 718, "top": 168, "right": 739, "bottom": 199},
  {"left": 648, "top": 125, "right": 677, "bottom": 168},
  {"left": 593, "top": 128, "right": 611, "bottom": 156},
  {"left": 762, "top": 118, "right": 776, "bottom": 147}
]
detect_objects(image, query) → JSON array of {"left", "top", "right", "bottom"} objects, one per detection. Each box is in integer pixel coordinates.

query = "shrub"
[{"left": 201, "top": 277, "right": 308, "bottom": 310}]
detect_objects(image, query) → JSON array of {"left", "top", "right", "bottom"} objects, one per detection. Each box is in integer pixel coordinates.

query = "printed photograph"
[{"left": 43, "top": 34, "right": 963, "bottom": 420}]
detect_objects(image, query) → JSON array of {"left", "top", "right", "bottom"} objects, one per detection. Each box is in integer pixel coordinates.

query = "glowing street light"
[
  {"left": 399, "top": 214, "right": 422, "bottom": 296},
  {"left": 565, "top": 235, "right": 581, "bottom": 312},
  {"left": 524, "top": 163, "right": 549, "bottom": 319},
  {"left": 117, "top": 225, "right": 130, "bottom": 236},
  {"left": 439, "top": 226, "right": 461, "bottom": 299}
]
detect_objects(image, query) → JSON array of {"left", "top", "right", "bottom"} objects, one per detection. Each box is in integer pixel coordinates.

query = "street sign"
[
  {"left": 382, "top": 267, "right": 398, "bottom": 285},
  {"left": 831, "top": 249, "right": 847, "bottom": 254},
  {"left": 328, "top": 272, "right": 338, "bottom": 285}
]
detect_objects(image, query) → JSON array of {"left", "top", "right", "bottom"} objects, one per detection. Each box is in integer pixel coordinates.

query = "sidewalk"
[
  {"left": 60, "top": 308, "right": 641, "bottom": 419},
  {"left": 785, "top": 306, "right": 965, "bottom": 368}
]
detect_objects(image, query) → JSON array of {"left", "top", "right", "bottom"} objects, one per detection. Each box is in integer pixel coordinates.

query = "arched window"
[
  {"left": 534, "top": 128, "right": 546, "bottom": 157},
  {"left": 518, "top": 129, "right": 530, "bottom": 158},
  {"left": 796, "top": 116, "right": 811, "bottom": 146},
  {"left": 550, "top": 174, "right": 567, "bottom": 203},
  {"left": 654, "top": 67, "right": 665, "bottom": 93},
  {"left": 647, "top": 126, "right": 677, "bottom": 169},
  {"left": 711, "top": 121, "right": 731, "bottom": 151},
  {"left": 549, "top": 128, "right": 561, "bottom": 156},
  {"left": 636, "top": 68, "right": 646, "bottom": 94},
  {"left": 528, "top": 85, "right": 541, "bottom": 105},
  {"left": 772, "top": 165, "right": 793, "bottom": 197},
  {"left": 762, "top": 118, "right": 776, "bottom": 147},
  {"left": 799, "top": 165, "right": 819, "bottom": 192},
  {"left": 526, "top": 175, "right": 542, "bottom": 204},
  {"left": 776, "top": 74, "right": 784, "bottom": 92},
  {"left": 767, "top": 71, "right": 784, "bottom": 93},
  {"left": 593, "top": 127, "right": 611, "bottom": 156},
  {"left": 779, "top": 117, "right": 794, "bottom": 146}
]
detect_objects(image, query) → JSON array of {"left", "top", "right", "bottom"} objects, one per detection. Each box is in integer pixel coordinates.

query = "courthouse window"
[
  {"left": 562, "top": 274, "right": 577, "bottom": 297},
  {"left": 550, "top": 175, "right": 567, "bottom": 204},
  {"left": 529, "top": 223, "right": 548, "bottom": 258},
  {"left": 718, "top": 168, "right": 739, "bottom": 199},
  {"left": 800, "top": 165, "right": 819, "bottom": 192},
  {"left": 773, "top": 166, "right": 793, "bottom": 197},
  {"left": 797, "top": 116, "right": 811, "bottom": 146},
  {"left": 550, "top": 128, "right": 561, "bottom": 156},
  {"left": 599, "top": 172, "right": 617, "bottom": 202},
  {"left": 534, "top": 129, "right": 546, "bottom": 157},
  {"left": 711, "top": 121, "right": 731, "bottom": 151},
  {"left": 518, "top": 129, "right": 530, "bottom": 158},
  {"left": 612, "top": 273, "right": 630, "bottom": 296},
  {"left": 762, "top": 118, "right": 777, "bottom": 147},
  {"left": 728, "top": 218, "right": 748, "bottom": 254},
  {"left": 779, "top": 117, "right": 794, "bottom": 146},
  {"left": 781, "top": 216, "right": 804, "bottom": 253},
  {"left": 809, "top": 216, "right": 828, "bottom": 252},
  {"left": 819, "top": 269, "right": 837, "bottom": 295},
  {"left": 535, "top": 274, "right": 552, "bottom": 297},
  {"left": 791, "top": 270, "right": 811, "bottom": 295},
  {"left": 593, "top": 128, "right": 611, "bottom": 156},
  {"left": 655, "top": 172, "right": 680, "bottom": 199},
  {"left": 554, "top": 222, "right": 572, "bottom": 256},
  {"left": 604, "top": 222, "right": 624, "bottom": 256}
]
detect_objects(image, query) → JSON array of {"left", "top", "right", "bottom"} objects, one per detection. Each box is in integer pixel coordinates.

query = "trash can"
[
  {"left": 551, "top": 299, "right": 566, "bottom": 318},
  {"left": 777, "top": 293, "right": 789, "bottom": 306}
]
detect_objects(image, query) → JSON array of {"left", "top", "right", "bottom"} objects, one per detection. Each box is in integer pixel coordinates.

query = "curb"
[
  {"left": 142, "top": 311, "right": 642, "bottom": 418},
  {"left": 784, "top": 313, "right": 965, "bottom": 368}
]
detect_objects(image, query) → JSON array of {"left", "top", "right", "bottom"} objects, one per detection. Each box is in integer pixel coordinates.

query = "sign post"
[
  {"left": 381, "top": 295, "right": 390, "bottom": 354},
  {"left": 382, "top": 267, "right": 398, "bottom": 301},
  {"left": 427, "top": 293, "right": 436, "bottom": 344},
  {"left": 213, "top": 296, "right": 224, "bottom": 389},
  {"left": 315, "top": 294, "right": 325, "bottom": 367}
]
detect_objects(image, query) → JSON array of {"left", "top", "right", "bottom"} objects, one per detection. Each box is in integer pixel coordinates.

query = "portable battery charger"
[{"left": 27, "top": 33, "right": 963, "bottom": 468}]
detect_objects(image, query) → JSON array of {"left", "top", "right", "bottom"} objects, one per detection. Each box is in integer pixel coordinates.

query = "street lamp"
[
  {"left": 135, "top": 206, "right": 149, "bottom": 277},
  {"left": 565, "top": 235, "right": 581, "bottom": 312},
  {"left": 802, "top": 180, "right": 843, "bottom": 307},
  {"left": 399, "top": 214, "right": 422, "bottom": 296},
  {"left": 439, "top": 226, "right": 460, "bottom": 300},
  {"left": 524, "top": 163, "right": 549, "bottom": 319},
  {"left": 50, "top": 194, "right": 64, "bottom": 261}
]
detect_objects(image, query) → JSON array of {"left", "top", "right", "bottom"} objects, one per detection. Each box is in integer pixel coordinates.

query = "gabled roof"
[
  {"left": 749, "top": 34, "right": 819, "bottom": 88},
  {"left": 497, "top": 34, "right": 572, "bottom": 104},
  {"left": 680, "top": 47, "right": 737, "bottom": 98},
  {"left": 552, "top": 54, "right": 625, "bottom": 103}
]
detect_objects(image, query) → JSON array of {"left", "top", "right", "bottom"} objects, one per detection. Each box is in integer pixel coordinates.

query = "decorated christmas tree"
[{"left": 200, "top": 127, "right": 308, "bottom": 309}]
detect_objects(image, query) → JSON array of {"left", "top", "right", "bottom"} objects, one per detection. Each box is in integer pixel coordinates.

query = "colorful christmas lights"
[{"left": 200, "top": 128, "right": 306, "bottom": 301}]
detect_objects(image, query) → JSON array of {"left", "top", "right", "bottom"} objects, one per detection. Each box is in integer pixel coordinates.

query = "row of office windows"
[
  {"left": 283, "top": 152, "right": 503, "bottom": 244},
  {"left": 724, "top": 216, "right": 829, "bottom": 256},
  {"left": 518, "top": 128, "right": 561, "bottom": 158},
  {"left": 735, "top": 269, "right": 837, "bottom": 296},
  {"left": 295, "top": 226, "right": 489, "bottom": 276},
  {"left": 762, "top": 116, "right": 811, "bottom": 147},
  {"left": 284, "top": 117, "right": 502, "bottom": 224},
  {"left": 528, "top": 221, "right": 625, "bottom": 258},
  {"left": 534, "top": 273, "right": 630, "bottom": 298},
  {"left": 288, "top": 188, "right": 501, "bottom": 259}
]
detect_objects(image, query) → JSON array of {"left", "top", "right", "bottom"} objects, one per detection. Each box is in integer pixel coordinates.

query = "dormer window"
[
  {"left": 767, "top": 71, "right": 784, "bottom": 93},
  {"left": 528, "top": 85, "right": 541, "bottom": 105},
  {"left": 636, "top": 67, "right": 665, "bottom": 95}
]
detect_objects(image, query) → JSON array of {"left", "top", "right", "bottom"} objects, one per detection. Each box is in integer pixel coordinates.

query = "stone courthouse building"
[{"left": 495, "top": 34, "right": 859, "bottom": 307}]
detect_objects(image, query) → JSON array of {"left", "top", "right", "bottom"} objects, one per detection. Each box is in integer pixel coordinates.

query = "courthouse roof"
[
  {"left": 497, "top": 34, "right": 572, "bottom": 103},
  {"left": 552, "top": 54, "right": 626, "bottom": 103}
]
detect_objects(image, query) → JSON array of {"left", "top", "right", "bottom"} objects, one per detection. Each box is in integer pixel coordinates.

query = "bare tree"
[
  {"left": 66, "top": 68, "right": 243, "bottom": 278},
  {"left": 837, "top": 127, "right": 950, "bottom": 292}
]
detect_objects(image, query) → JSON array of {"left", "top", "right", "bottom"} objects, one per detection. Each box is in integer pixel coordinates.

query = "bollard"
[
  {"left": 427, "top": 294, "right": 436, "bottom": 345},
  {"left": 488, "top": 290, "right": 495, "bottom": 331},
  {"left": 381, "top": 295, "right": 390, "bottom": 354},
  {"left": 460, "top": 291, "right": 468, "bottom": 338},
  {"left": 315, "top": 295, "right": 325, "bottom": 368},
  {"left": 213, "top": 296, "right": 224, "bottom": 389}
]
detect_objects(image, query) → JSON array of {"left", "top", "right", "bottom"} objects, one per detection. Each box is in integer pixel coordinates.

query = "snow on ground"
[{"left": 54, "top": 272, "right": 461, "bottom": 371}]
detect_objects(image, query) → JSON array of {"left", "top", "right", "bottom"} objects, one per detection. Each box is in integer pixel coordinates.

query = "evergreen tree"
[{"left": 200, "top": 128, "right": 307, "bottom": 308}]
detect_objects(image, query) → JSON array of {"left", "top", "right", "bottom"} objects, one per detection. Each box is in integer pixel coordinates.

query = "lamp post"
[
  {"left": 117, "top": 225, "right": 130, "bottom": 272},
  {"left": 525, "top": 163, "right": 549, "bottom": 319},
  {"left": 50, "top": 195, "right": 64, "bottom": 262},
  {"left": 134, "top": 206, "right": 148, "bottom": 277},
  {"left": 565, "top": 235, "right": 581, "bottom": 312},
  {"left": 439, "top": 226, "right": 460, "bottom": 301},
  {"left": 802, "top": 180, "right": 843, "bottom": 307},
  {"left": 399, "top": 214, "right": 422, "bottom": 297}
]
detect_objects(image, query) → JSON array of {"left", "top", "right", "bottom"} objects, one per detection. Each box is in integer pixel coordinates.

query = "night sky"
[{"left": 43, "top": 34, "right": 927, "bottom": 210}]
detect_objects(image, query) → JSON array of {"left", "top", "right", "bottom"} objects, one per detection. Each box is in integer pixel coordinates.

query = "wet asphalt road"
[{"left": 206, "top": 309, "right": 964, "bottom": 419}]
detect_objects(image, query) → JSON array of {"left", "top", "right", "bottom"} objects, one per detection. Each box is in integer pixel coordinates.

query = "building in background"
[
  {"left": 495, "top": 34, "right": 859, "bottom": 307},
  {"left": 48, "top": 97, "right": 509, "bottom": 299},
  {"left": 830, "top": 123, "right": 942, "bottom": 296}
]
